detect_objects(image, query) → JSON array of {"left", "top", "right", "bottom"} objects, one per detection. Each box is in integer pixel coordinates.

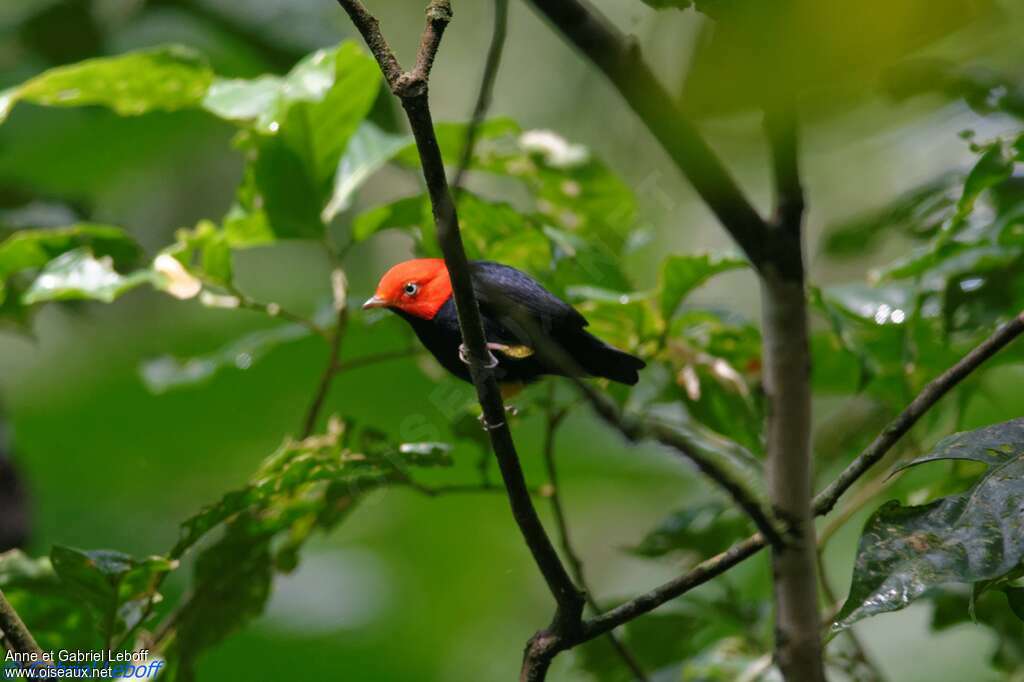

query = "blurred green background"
[{"left": 3, "top": 1, "right": 1024, "bottom": 680}]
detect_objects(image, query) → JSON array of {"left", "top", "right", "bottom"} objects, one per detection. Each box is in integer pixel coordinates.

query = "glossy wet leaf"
[
  {"left": 835, "top": 417, "right": 1024, "bottom": 631},
  {"left": 0, "top": 45, "right": 213, "bottom": 124},
  {"left": 21, "top": 248, "right": 155, "bottom": 305}
]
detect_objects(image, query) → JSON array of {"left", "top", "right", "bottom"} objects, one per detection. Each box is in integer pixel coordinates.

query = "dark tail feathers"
[{"left": 578, "top": 332, "right": 646, "bottom": 385}]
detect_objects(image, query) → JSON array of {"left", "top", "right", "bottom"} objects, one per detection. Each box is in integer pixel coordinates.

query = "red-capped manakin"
[{"left": 363, "top": 259, "right": 645, "bottom": 393}]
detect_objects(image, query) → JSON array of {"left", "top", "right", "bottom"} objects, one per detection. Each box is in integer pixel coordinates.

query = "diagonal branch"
[
  {"left": 525, "top": 309, "right": 1024, "bottom": 672},
  {"left": 523, "top": 0, "right": 772, "bottom": 270},
  {"left": 814, "top": 310, "right": 1024, "bottom": 515},
  {"left": 576, "top": 379, "right": 784, "bottom": 548},
  {"left": 335, "top": 0, "right": 585, "bottom": 641}
]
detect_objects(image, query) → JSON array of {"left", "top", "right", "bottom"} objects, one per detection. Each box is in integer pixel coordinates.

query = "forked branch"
[{"left": 335, "top": 0, "right": 586, "bottom": 648}]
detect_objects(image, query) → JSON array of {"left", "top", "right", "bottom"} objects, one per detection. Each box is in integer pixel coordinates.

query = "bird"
[{"left": 363, "top": 258, "right": 645, "bottom": 395}]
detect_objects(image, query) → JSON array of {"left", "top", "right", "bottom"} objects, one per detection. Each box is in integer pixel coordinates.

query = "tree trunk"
[{"left": 760, "top": 267, "right": 825, "bottom": 681}]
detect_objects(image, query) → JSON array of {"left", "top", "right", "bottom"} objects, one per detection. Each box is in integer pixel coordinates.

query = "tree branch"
[
  {"left": 335, "top": 0, "right": 585, "bottom": 644},
  {"left": 0, "top": 588, "right": 46, "bottom": 664},
  {"left": 814, "top": 310, "right": 1024, "bottom": 515},
  {"left": 575, "top": 380, "right": 783, "bottom": 548},
  {"left": 523, "top": 0, "right": 772, "bottom": 270},
  {"left": 531, "top": 308, "right": 1024, "bottom": 674}
]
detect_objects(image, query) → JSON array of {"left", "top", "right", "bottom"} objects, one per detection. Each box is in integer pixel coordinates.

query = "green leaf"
[
  {"left": 0, "top": 551, "right": 96, "bottom": 651},
  {"left": 140, "top": 302, "right": 334, "bottom": 393},
  {"left": 20, "top": 248, "right": 154, "bottom": 305},
  {"left": 351, "top": 195, "right": 425, "bottom": 242},
  {"left": 931, "top": 587, "right": 1024, "bottom": 674},
  {"left": 835, "top": 417, "right": 1024, "bottom": 631},
  {"left": 163, "top": 220, "right": 233, "bottom": 287},
  {"left": 140, "top": 322, "right": 315, "bottom": 394},
  {"left": 822, "top": 176, "right": 957, "bottom": 258},
  {"left": 0, "top": 224, "right": 142, "bottom": 303},
  {"left": 321, "top": 123, "right": 411, "bottom": 222},
  {"left": 219, "top": 43, "right": 381, "bottom": 243},
  {"left": 162, "top": 419, "right": 450, "bottom": 679},
  {"left": 50, "top": 546, "right": 174, "bottom": 646},
  {"left": 959, "top": 143, "right": 1015, "bottom": 217},
  {"left": 658, "top": 252, "right": 747, "bottom": 323},
  {"left": 0, "top": 45, "right": 213, "bottom": 124},
  {"left": 817, "top": 282, "right": 913, "bottom": 325}
]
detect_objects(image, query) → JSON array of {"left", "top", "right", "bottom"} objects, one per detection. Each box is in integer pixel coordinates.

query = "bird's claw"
[
  {"left": 458, "top": 343, "right": 499, "bottom": 369},
  {"left": 477, "top": 405, "right": 519, "bottom": 431}
]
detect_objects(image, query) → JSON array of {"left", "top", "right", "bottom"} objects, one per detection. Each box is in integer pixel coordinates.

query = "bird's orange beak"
[{"left": 362, "top": 295, "right": 389, "bottom": 310}]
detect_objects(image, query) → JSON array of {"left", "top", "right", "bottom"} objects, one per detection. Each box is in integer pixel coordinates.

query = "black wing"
[{"left": 469, "top": 260, "right": 587, "bottom": 331}]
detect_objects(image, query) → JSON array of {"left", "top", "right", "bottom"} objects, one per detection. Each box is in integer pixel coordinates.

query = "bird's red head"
[{"left": 363, "top": 258, "right": 452, "bottom": 320}]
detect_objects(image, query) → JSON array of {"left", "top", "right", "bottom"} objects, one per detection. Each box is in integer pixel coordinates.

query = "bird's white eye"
[{"left": 403, "top": 282, "right": 419, "bottom": 296}]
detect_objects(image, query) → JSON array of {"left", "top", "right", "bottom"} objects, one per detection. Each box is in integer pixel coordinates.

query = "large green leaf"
[
  {"left": 835, "top": 417, "right": 1024, "bottom": 631},
  {"left": 0, "top": 45, "right": 213, "bottom": 124},
  {"left": 218, "top": 43, "right": 381, "bottom": 243}
]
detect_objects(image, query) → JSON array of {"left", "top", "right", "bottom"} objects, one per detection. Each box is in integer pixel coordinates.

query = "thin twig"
[
  {"left": 227, "top": 285, "right": 329, "bottom": 341},
  {"left": 452, "top": 0, "right": 509, "bottom": 193},
  {"left": 541, "top": 400, "right": 648, "bottom": 681},
  {"left": 301, "top": 308, "right": 349, "bottom": 438},
  {"left": 335, "top": 1, "right": 586, "bottom": 651},
  {"left": 814, "top": 310, "right": 1024, "bottom": 515}
]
